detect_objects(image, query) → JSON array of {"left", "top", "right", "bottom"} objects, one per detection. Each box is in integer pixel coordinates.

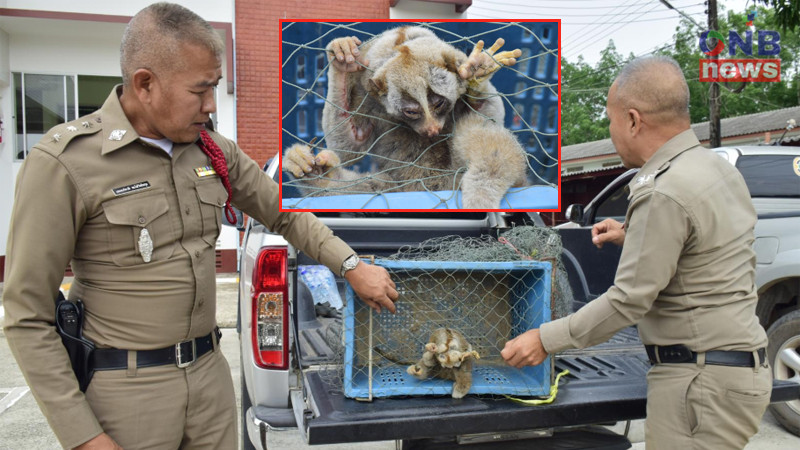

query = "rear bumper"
[{"left": 245, "top": 406, "right": 298, "bottom": 450}]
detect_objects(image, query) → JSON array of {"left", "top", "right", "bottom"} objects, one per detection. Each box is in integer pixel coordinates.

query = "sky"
[{"left": 467, "top": 0, "right": 753, "bottom": 65}]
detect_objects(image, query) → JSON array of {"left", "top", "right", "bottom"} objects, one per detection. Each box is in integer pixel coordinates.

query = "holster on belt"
[{"left": 55, "top": 291, "right": 95, "bottom": 393}]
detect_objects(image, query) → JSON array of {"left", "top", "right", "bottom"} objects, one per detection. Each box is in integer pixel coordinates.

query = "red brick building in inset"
[{"left": 234, "top": 0, "right": 390, "bottom": 166}]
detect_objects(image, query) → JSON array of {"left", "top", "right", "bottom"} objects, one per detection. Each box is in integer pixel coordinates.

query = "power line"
[
  {"left": 659, "top": 0, "right": 704, "bottom": 28},
  {"left": 561, "top": 2, "right": 649, "bottom": 49},
  {"left": 565, "top": 2, "right": 664, "bottom": 58}
]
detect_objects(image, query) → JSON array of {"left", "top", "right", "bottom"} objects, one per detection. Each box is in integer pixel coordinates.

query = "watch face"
[{"left": 342, "top": 255, "right": 359, "bottom": 276}]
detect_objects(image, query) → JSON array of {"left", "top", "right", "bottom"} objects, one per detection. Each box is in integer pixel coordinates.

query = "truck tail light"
[{"left": 251, "top": 247, "right": 289, "bottom": 370}]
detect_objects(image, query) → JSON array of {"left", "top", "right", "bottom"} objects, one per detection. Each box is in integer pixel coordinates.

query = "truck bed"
[
  {"left": 296, "top": 351, "right": 650, "bottom": 445},
  {"left": 294, "top": 317, "right": 800, "bottom": 445}
]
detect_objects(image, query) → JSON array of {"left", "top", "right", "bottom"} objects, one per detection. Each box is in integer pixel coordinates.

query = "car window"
[
  {"left": 736, "top": 155, "right": 800, "bottom": 198},
  {"left": 594, "top": 183, "right": 630, "bottom": 224}
]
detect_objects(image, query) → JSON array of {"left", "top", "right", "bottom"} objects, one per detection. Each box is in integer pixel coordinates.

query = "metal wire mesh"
[{"left": 281, "top": 21, "right": 559, "bottom": 209}]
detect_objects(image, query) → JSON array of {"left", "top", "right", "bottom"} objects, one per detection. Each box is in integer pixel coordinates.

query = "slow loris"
[
  {"left": 406, "top": 327, "right": 480, "bottom": 399},
  {"left": 283, "top": 26, "right": 528, "bottom": 209}
]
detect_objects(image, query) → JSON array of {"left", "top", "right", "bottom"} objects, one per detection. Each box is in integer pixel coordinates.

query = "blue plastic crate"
[
  {"left": 343, "top": 259, "right": 553, "bottom": 399},
  {"left": 281, "top": 21, "right": 560, "bottom": 209}
]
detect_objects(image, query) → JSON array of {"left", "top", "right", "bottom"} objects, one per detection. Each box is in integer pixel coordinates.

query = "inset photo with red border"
[{"left": 279, "top": 20, "right": 560, "bottom": 212}]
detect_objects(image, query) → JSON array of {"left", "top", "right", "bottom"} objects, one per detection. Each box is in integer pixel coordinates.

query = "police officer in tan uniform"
[
  {"left": 2, "top": 3, "right": 397, "bottom": 449},
  {"left": 501, "top": 56, "right": 770, "bottom": 449}
]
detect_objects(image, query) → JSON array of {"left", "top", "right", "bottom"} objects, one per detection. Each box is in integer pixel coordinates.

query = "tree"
[
  {"left": 561, "top": 42, "right": 630, "bottom": 145},
  {"left": 755, "top": 0, "right": 800, "bottom": 32}
]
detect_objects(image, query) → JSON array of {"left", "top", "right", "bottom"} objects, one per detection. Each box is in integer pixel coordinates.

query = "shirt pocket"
[
  {"left": 101, "top": 190, "right": 176, "bottom": 266},
  {"left": 195, "top": 180, "right": 227, "bottom": 247}
]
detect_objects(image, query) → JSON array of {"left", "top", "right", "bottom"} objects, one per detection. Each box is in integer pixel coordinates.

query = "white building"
[{"left": 0, "top": 1, "right": 236, "bottom": 278}]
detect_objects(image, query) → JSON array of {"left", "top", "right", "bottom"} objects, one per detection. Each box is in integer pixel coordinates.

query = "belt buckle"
[{"left": 176, "top": 339, "right": 197, "bottom": 368}]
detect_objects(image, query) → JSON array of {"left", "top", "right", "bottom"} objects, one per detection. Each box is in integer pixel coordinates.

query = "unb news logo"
[{"left": 699, "top": 10, "right": 781, "bottom": 82}]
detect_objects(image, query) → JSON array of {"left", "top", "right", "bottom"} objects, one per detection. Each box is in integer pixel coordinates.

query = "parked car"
[{"left": 561, "top": 145, "right": 800, "bottom": 436}]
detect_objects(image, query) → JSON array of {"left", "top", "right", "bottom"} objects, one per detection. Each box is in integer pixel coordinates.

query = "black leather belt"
[
  {"left": 645, "top": 344, "right": 767, "bottom": 368},
  {"left": 91, "top": 327, "right": 221, "bottom": 370}
]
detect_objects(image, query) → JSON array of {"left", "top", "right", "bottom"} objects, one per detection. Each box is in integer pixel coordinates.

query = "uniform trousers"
[
  {"left": 645, "top": 357, "right": 771, "bottom": 449},
  {"left": 84, "top": 344, "right": 237, "bottom": 450}
]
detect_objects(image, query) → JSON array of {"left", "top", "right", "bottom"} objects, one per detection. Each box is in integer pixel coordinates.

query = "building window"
[
  {"left": 14, "top": 73, "right": 76, "bottom": 160},
  {"left": 13, "top": 73, "right": 121, "bottom": 160}
]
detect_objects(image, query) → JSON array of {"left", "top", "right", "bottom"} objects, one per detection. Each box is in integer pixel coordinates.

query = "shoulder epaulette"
[{"left": 36, "top": 114, "right": 103, "bottom": 156}]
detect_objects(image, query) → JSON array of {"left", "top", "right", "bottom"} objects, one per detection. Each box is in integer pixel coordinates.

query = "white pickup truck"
[
  {"left": 563, "top": 145, "right": 800, "bottom": 436},
  {"left": 236, "top": 147, "right": 800, "bottom": 449}
]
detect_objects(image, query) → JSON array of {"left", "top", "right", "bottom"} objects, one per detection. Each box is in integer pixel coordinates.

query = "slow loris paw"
[
  {"left": 327, "top": 36, "right": 369, "bottom": 73},
  {"left": 283, "top": 145, "right": 342, "bottom": 179},
  {"left": 452, "top": 368, "right": 472, "bottom": 398},
  {"left": 282, "top": 143, "right": 316, "bottom": 178},
  {"left": 457, "top": 38, "right": 522, "bottom": 81},
  {"left": 407, "top": 364, "right": 427, "bottom": 379},
  {"left": 314, "top": 150, "right": 341, "bottom": 175},
  {"left": 452, "top": 380, "right": 470, "bottom": 398}
]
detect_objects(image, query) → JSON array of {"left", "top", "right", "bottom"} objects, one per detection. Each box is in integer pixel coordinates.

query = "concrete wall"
[
  {"left": 5, "top": 0, "right": 233, "bottom": 21},
  {"left": 0, "top": 28, "right": 11, "bottom": 260},
  {"left": 389, "top": 0, "right": 466, "bottom": 19}
]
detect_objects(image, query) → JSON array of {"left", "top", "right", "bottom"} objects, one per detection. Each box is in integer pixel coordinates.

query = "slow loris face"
[
  {"left": 395, "top": 90, "right": 452, "bottom": 138},
  {"left": 369, "top": 38, "right": 464, "bottom": 138}
]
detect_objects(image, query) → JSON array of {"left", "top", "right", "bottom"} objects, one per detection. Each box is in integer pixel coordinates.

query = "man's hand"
[
  {"left": 591, "top": 218, "right": 626, "bottom": 249},
  {"left": 501, "top": 329, "right": 548, "bottom": 368},
  {"left": 345, "top": 262, "right": 398, "bottom": 314},
  {"left": 73, "top": 433, "right": 123, "bottom": 450}
]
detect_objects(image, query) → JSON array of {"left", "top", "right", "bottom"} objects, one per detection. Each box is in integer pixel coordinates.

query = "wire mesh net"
[
  {"left": 280, "top": 21, "right": 560, "bottom": 209},
  {"left": 312, "top": 226, "right": 569, "bottom": 399}
]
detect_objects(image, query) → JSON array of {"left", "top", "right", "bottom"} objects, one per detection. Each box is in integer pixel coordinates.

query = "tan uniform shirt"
[
  {"left": 2, "top": 88, "right": 353, "bottom": 448},
  {"left": 541, "top": 129, "right": 767, "bottom": 355}
]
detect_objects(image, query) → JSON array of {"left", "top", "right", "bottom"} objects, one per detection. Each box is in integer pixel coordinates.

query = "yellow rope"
[{"left": 503, "top": 369, "right": 570, "bottom": 405}]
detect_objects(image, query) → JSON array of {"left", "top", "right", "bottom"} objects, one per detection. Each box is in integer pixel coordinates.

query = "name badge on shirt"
[
  {"left": 112, "top": 181, "right": 151, "bottom": 196},
  {"left": 194, "top": 166, "right": 217, "bottom": 178}
]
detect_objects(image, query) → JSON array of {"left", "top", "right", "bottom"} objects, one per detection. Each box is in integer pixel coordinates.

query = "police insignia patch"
[
  {"left": 109, "top": 129, "right": 126, "bottom": 141},
  {"left": 66, "top": 126, "right": 78, "bottom": 132}
]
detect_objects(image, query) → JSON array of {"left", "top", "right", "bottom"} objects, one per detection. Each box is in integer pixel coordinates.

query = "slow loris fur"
[
  {"left": 406, "top": 327, "right": 480, "bottom": 399},
  {"left": 283, "top": 26, "right": 528, "bottom": 209}
]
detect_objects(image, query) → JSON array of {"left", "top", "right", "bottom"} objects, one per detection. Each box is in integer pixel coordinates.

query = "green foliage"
[
  {"left": 561, "top": 5, "right": 800, "bottom": 146},
  {"left": 756, "top": 0, "right": 800, "bottom": 32},
  {"left": 561, "top": 42, "right": 629, "bottom": 145}
]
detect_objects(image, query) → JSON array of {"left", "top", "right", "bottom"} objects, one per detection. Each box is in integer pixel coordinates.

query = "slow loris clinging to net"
[
  {"left": 282, "top": 26, "right": 528, "bottom": 209},
  {"left": 406, "top": 327, "right": 480, "bottom": 399}
]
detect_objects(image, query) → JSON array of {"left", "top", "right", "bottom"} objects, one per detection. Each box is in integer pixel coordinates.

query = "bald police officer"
[
  {"left": 2, "top": 3, "right": 397, "bottom": 449},
  {"left": 501, "top": 55, "right": 770, "bottom": 449}
]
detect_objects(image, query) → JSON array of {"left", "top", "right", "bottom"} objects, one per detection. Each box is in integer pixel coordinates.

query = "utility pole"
[{"left": 708, "top": 0, "right": 721, "bottom": 147}]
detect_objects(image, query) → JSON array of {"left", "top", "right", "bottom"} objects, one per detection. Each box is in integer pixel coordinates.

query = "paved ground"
[{"left": 1, "top": 276, "right": 799, "bottom": 449}]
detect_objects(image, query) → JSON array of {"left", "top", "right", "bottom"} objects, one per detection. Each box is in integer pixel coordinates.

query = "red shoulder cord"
[{"left": 197, "top": 130, "right": 237, "bottom": 224}]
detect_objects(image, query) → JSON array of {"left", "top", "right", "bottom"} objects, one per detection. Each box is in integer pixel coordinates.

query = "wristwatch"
[{"left": 340, "top": 254, "right": 360, "bottom": 277}]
